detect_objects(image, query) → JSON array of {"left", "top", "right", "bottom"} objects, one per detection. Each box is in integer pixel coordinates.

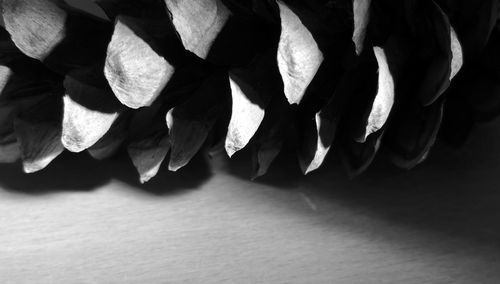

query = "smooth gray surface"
[{"left": 0, "top": 117, "right": 500, "bottom": 283}]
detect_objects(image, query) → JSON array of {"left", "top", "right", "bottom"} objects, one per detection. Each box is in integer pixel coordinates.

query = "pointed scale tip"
[
  {"left": 300, "top": 113, "right": 332, "bottom": 175},
  {"left": 224, "top": 75, "right": 265, "bottom": 158},
  {"left": 105, "top": 17, "right": 173, "bottom": 109},
  {"left": 127, "top": 133, "right": 170, "bottom": 183},
  {"left": 61, "top": 94, "right": 119, "bottom": 153},
  {"left": 224, "top": 139, "right": 241, "bottom": 158},
  {"left": 277, "top": 1, "right": 323, "bottom": 106}
]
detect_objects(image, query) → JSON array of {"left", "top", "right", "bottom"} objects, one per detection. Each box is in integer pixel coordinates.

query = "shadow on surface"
[
  {"left": 0, "top": 150, "right": 212, "bottom": 196},
  {"left": 0, "top": 152, "right": 108, "bottom": 194},
  {"left": 230, "top": 119, "right": 500, "bottom": 251},
  {"left": 110, "top": 151, "right": 212, "bottom": 196},
  {"left": 0, "top": 114, "right": 499, "bottom": 252}
]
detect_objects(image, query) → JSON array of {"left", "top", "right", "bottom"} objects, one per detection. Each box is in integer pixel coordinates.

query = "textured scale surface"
[{"left": 0, "top": 0, "right": 499, "bottom": 182}]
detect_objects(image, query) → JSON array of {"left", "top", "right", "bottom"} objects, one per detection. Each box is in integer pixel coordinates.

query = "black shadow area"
[
  {"left": 0, "top": 150, "right": 212, "bottom": 196},
  {"left": 229, "top": 119, "right": 500, "bottom": 251}
]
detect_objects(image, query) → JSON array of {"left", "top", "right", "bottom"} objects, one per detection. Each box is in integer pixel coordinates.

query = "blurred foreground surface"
[{"left": 0, "top": 117, "right": 500, "bottom": 283}]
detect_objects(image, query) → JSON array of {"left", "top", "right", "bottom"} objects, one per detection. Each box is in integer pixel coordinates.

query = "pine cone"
[{"left": 0, "top": 0, "right": 498, "bottom": 182}]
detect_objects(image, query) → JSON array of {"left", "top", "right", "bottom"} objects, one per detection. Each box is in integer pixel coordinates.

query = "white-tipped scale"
[
  {"left": 449, "top": 26, "right": 463, "bottom": 81},
  {"left": 418, "top": 2, "right": 462, "bottom": 106},
  {"left": 301, "top": 113, "right": 333, "bottom": 175},
  {"left": 0, "top": 65, "right": 13, "bottom": 93},
  {"left": 14, "top": 119, "right": 64, "bottom": 173},
  {"left": 62, "top": 77, "right": 119, "bottom": 152},
  {"left": 352, "top": 0, "right": 372, "bottom": 55},
  {"left": 88, "top": 116, "right": 128, "bottom": 160},
  {"left": 105, "top": 17, "right": 174, "bottom": 109},
  {"left": 128, "top": 132, "right": 170, "bottom": 184},
  {"left": 164, "top": 0, "right": 231, "bottom": 59},
  {"left": 363, "top": 46, "right": 394, "bottom": 142},
  {"left": 276, "top": 1, "right": 323, "bottom": 105},
  {"left": 2, "top": 0, "right": 67, "bottom": 60},
  {"left": 167, "top": 117, "right": 213, "bottom": 172},
  {"left": 225, "top": 75, "right": 265, "bottom": 157}
]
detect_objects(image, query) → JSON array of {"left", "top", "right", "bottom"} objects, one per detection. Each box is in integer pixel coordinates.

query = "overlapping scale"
[{"left": 0, "top": 0, "right": 498, "bottom": 182}]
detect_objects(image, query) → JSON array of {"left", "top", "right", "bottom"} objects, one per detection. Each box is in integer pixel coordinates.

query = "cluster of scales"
[{"left": 0, "top": 0, "right": 498, "bottom": 182}]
